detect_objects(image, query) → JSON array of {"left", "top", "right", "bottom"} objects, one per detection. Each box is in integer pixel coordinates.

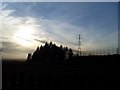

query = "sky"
[
  {"left": 1, "top": 2, "right": 118, "bottom": 59},
  {"left": 1, "top": 0, "right": 119, "bottom": 2}
]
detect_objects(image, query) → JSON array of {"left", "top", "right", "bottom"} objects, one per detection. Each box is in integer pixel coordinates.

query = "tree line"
[{"left": 27, "top": 42, "right": 74, "bottom": 62}]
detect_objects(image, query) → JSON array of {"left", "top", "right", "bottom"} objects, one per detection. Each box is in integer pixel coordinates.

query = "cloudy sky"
[{"left": 1, "top": 2, "right": 118, "bottom": 59}]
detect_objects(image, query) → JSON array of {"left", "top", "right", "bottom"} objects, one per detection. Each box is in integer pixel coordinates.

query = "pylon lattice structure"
[{"left": 78, "top": 34, "right": 82, "bottom": 56}]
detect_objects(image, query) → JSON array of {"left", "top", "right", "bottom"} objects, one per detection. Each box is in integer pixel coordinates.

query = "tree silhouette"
[
  {"left": 27, "top": 53, "right": 32, "bottom": 61},
  {"left": 27, "top": 42, "right": 74, "bottom": 62},
  {"left": 68, "top": 48, "right": 73, "bottom": 60},
  {"left": 32, "top": 46, "right": 40, "bottom": 62}
]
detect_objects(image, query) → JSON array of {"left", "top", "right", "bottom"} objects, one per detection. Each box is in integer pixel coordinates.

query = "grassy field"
[{"left": 2, "top": 55, "right": 120, "bottom": 88}]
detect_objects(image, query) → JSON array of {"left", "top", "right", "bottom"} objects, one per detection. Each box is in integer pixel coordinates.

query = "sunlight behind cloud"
[
  {"left": 13, "top": 25, "right": 34, "bottom": 47},
  {"left": 2, "top": 2, "right": 118, "bottom": 59}
]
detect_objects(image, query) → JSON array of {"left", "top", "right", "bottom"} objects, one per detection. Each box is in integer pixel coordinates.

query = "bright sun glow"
[{"left": 14, "top": 25, "right": 34, "bottom": 47}]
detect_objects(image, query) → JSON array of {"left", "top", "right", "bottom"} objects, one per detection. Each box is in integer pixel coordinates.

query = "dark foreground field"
[{"left": 2, "top": 55, "right": 120, "bottom": 88}]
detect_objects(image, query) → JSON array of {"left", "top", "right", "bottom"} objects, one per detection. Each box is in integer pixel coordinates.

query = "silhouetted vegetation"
[
  {"left": 27, "top": 42, "right": 73, "bottom": 62},
  {"left": 3, "top": 42, "right": 120, "bottom": 88}
]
